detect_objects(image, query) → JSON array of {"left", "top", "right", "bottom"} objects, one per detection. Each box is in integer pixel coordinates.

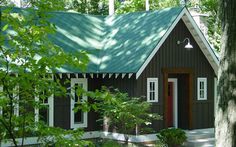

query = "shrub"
[
  {"left": 156, "top": 128, "right": 187, "bottom": 147},
  {"left": 101, "top": 139, "right": 121, "bottom": 147}
]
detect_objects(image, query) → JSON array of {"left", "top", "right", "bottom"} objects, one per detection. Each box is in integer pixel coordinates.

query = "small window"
[
  {"left": 70, "top": 78, "right": 88, "bottom": 129},
  {"left": 197, "top": 78, "right": 207, "bottom": 100},
  {"left": 0, "top": 85, "right": 19, "bottom": 116},
  {"left": 35, "top": 75, "right": 54, "bottom": 127},
  {"left": 35, "top": 93, "right": 54, "bottom": 126},
  {"left": 147, "top": 78, "right": 158, "bottom": 102}
]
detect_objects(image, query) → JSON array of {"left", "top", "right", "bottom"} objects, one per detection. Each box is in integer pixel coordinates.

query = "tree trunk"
[{"left": 215, "top": 0, "right": 236, "bottom": 147}]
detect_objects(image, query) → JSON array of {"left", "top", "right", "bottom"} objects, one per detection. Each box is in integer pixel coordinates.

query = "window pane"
[
  {"left": 44, "top": 97, "right": 48, "bottom": 104},
  {"left": 74, "top": 104, "right": 83, "bottom": 123},
  {"left": 39, "top": 105, "right": 49, "bottom": 125},
  {"left": 200, "top": 81, "right": 204, "bottom": 89},
  {"left": 75, "top": 83, "right": 78, "bottom": 102},
  {"left": 75, "top": 83, "right": 83, "bottom": 102},
  {"left": 153, "top": 82, "right": 155, "bottom": 91},
  {"left": 152, "top": 92, "right": 155, "bottom": 100},
  {"left": 149, "top": 82, "right": 152, "bottom": 91},
  {"left": 200, "top": 90, "right": 204, "bottom": 98},
  {"left": 150, "top": 92, "right": 152, "bottom": 100},
  {"left": 149, "top": 91, "right": 155, "bottom": 100}
]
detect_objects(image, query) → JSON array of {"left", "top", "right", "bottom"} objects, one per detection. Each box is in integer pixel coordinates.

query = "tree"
[
  {"left": 215, "top": 0, "right": 236, "bottom": 146},
  {"left": 199, "top": 0, "right": 221, "bottom": 51},
  {"left": 114, "top": 0, "right": 179, "bottom": 14},
  {"left": 86, "top": 87, "right": 162, "bottom": 144},
  {"left": 65, "top": 0, "right": 109, "bottom": 15},
  {"left": 0, "top": 1, "right": 90, "bottom": 146}
]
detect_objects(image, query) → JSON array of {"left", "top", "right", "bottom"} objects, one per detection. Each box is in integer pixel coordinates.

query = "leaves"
[
  {"left": 86, "top": 87, "right": 162, "bottom": 135},
  {"left": 0, "top": 2, "right": 89, "bottom": 146},
  {"left": 1, "top": 24, "right": 8, "bottom": 31}
]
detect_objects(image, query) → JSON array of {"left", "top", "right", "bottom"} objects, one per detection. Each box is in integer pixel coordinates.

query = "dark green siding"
[
  {"left": 137, "top": 20, "right": 216, "bottom": 130},
  {"left": 53, "top": 20, "right": 216, "bottom": 132}
]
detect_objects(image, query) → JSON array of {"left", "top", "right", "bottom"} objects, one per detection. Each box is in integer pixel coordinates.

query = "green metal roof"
[{"left": 49, "top": 7, "right": 184, "bottom": 73}]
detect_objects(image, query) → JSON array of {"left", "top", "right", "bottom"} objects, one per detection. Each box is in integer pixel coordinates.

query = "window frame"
[
  {"left": 0, "top": 85, "right": 19, "bottom": 116},
  {"left": 35, "top": 75, "right": 54, "bottom": 127},
  {"left": 70, "top": 78, "right": 88, "bottom": 129},
  {"left": 35, "top": 94, "right": 54, "bottom": 126},
  {"left": 197, "top": 77, "right": 207, "bottom": 100},
  {"left": 147, "top": 78, "right": 158, "bottom": 102}
]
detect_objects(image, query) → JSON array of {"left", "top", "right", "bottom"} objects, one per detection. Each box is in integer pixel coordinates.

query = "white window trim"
[
  {"left": 35, "top": 95, "right": 54, "bottom": 127},
  {"left": 197, "top": 77, "right": 207, "bottom": 100},
  {"left": 35, "top": 75, "right": 54, "bottom": 127},
  {"left": 0, "top": 86, "right": 3, "bottom": 115},
  {"left": 70, "top": 78, "right": 88, "bottom": 129},
  {"left": 13, "top": 85, "right": 19, "bottom": 116},
  {"left": 147, "top": 78, "right": 158, "bottom": 102}
]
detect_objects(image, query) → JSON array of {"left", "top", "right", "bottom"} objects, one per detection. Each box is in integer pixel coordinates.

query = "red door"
[{"left": 167, "top": 82, "right": 173, "bottom": 127}]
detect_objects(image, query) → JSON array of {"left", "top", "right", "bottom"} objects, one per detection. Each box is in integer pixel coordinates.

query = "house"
[{"left": 2, "top": 6, "right": 219, "bottom": 133}]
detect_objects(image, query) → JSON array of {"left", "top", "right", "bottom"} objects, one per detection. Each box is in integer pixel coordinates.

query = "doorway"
[
  {"left": 163, "top": 68, "right": 193, "bottom": 129},
  {"left": 167, "top": 78, "right": 178, "bottom": 128}
]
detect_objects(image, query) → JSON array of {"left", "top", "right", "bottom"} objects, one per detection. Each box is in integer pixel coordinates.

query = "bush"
[
  {"left": 156, "top": 128, "right": 187, "bottom": 147},
  {"left": 101, "top": 139, "right": 121, "bottom": 147}
]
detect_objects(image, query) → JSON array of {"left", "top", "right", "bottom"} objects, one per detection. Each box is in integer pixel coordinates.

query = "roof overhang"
[
  {"left": 136, "top": 7, "right": 219, "bottom": 79},
  {"left": 56, "top": 73, "right": 134, "bottom": 79}
]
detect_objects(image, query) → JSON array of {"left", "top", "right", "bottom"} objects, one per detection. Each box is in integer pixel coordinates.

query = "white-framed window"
[
  {"left": 35, "top": 94, "right": 54, "bottom": 126},
  {"left": 0, "top": 85, "right": 19, "bottom": 116},
  {"left": 147, "top": 78, "right": 158, "bottom": 102},
  {"left": 197, "top": 78, "right": 207, "bottom": 100},
  {"left": 35, "top": 75, "right": 54, "bottom": 126},
  {"left": 70, "top": 78, "right": 88, "bottom": 129}
]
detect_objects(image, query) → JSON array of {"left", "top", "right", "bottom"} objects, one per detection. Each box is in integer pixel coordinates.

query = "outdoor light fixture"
[{"left": 177, "top": 38, "right": 193, "bottom": 49}]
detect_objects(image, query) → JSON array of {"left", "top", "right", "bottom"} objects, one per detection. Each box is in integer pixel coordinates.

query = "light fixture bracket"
[{"left": 177, "top": 37, "right": 193, "bottom": 49}]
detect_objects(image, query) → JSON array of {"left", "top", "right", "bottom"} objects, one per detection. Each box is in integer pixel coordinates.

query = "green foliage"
[
  {"left": 37, "top": 124, "right": 93, "bottom": 147},
  {"left": 85, "top": 86, "right": 162, "bottom": 144},
  {"left": 115, "top": 0, "right": 179, "bottom": 14},
  {"left": 65, "top": 0, "right": 180, "bottom": 15},
  {"left": 65, "top": 0, "right": 109, "bottom": 15},
  {"left": 156, "top": 128, "right": 187, "bottom": 147},
  {"left": 100, "top": 139, "right": 121, "bottom": 147},
  {"left": 200, "top": 0, "right": 221, "bottom": 51},
  {"left": 0, "top": 1, "right": 89, "bottom": 146}
]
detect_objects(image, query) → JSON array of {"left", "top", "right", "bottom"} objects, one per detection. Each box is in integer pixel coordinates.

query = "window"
[
  {"left": 35, "top": 75, "right": 54, "bottom": 126},
  {"left": 70, "top": 78, "right": 87, "bottom": 129},
  {"left": 35, "top": 93, "right": 54, "bottom": 126},
  {"left": 147, "top": 78, "right": 158, "bottom": 102},
  {"left": 197, "top": 78, "right": 207, "bottom": 100},
  {"left": 0, "top": 85, "right": 19, "bottom": 116}
]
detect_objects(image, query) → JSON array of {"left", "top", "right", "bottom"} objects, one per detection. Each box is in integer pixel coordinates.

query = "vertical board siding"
[
  {"left": 53, "top": 20, "right": 215, "bottom": 132},
  {"left": 54, "top": 74, "right": 137, "bottom": 131},
  {"left": 137, "top": 20, "right": 216, "bottom": 130}
]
